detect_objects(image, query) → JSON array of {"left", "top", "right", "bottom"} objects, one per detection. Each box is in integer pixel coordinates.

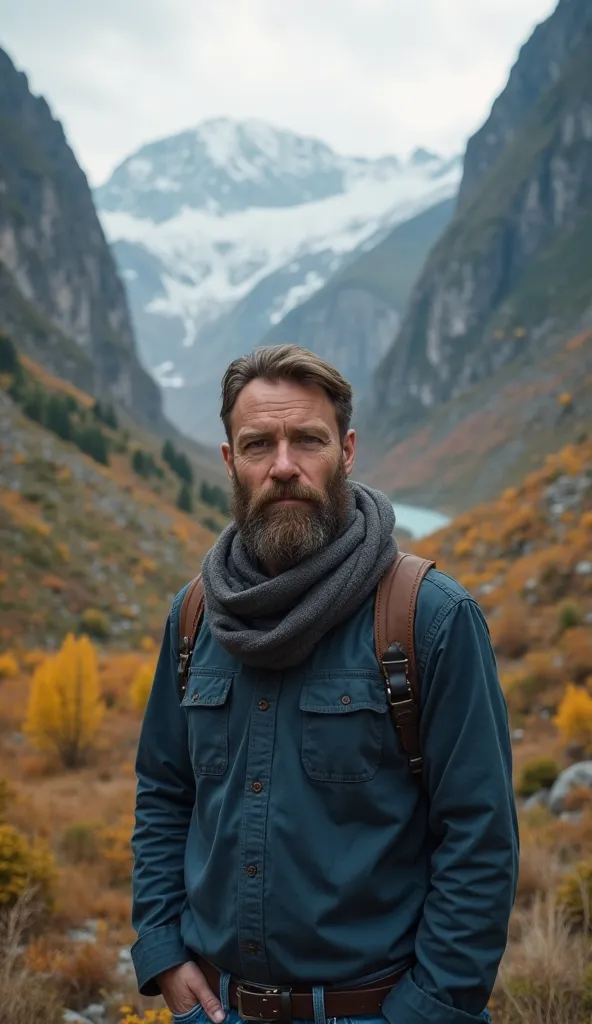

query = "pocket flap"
[
  {"left": 300, "top": 672, "right": 387, "bottom": 714},
  {"left": 181, "top": 670, "right": 233, "bottom": 708}
]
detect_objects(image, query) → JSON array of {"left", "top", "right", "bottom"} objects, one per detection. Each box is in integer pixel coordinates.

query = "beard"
[{"left": 231, "top": 459, "right": 351, "bottom": 573}]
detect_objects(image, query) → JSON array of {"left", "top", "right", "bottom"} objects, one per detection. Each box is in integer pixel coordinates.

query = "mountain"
[
  {"left": 259, "top": 197, "right": 455, "bottom": 397},
  {"left": 0, "top": 346, "right": 226, "bottom": 651},
  {"left": 96, "top": 120, "right": 461, "bottom": 442},
  {"left": 359, "top": 0, "right": 592, "bottom": 511},
  {"left": 0, "top": 47, "right": 162, "bottom": 429}
]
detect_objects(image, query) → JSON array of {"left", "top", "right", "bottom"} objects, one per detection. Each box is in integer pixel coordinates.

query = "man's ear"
[
  {"left": 343, "top": 429, "right": 356, "bottom": 476},
  {"left": 221, "top": 441, "right": 234, "bottom": 481}
]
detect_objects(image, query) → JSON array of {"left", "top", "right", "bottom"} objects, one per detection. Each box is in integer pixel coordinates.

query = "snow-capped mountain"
[{"left": 96, "top": 118, "right": 461, "bottom": 442}]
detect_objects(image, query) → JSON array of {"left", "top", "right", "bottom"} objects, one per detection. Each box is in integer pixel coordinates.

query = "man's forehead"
[{"left": 232, "top": 378, "right": 338, "bottom": 428}]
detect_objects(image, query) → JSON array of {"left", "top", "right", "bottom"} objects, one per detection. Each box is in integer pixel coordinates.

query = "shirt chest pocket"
[
  {"left": 300, "top": 672, "right": 388, "bottom": 782},
  {"left": 181, "top": 670, "right": 233, "bottom": 776}
]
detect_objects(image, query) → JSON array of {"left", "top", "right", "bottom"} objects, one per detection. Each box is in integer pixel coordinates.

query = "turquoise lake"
[{"left": 392, "top": 502, "right": 450, "bottom": 540}]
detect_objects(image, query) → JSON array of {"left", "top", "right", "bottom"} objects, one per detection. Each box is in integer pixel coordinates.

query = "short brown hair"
[{"left": 220, "top": 344, "right": 353, "bottom": 442}]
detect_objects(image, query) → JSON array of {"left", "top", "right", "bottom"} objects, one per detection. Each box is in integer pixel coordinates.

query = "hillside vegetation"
[
  {"left": 412, "top": 434, "right": 592, "bottom": 1022},
  {"left": 0, "top": 401, "right": 590, "bottom": 1022},
  {"left": 0, "top": 333, "right": 228, "bottom": 652}
]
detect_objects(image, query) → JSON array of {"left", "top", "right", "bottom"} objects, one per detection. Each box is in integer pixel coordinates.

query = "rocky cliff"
[
  {"left": 362, "top": 0, "right": 592, "bottom": 476},
  {"left": 0, "top": 46, "right": 162, "bottom": 428},
  {"left": 260, "top": 198, "right": 455, "bottom": 399}
]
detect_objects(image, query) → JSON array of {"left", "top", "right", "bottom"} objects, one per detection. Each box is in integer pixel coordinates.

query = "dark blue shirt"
[{"left": 131, "top": 569, "right": 518, "bottom": 1024}]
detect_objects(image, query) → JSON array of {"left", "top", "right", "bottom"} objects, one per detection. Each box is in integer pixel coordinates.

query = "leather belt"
[{"left": 196, "top": 956, "right": 407, "bottom": 1022}]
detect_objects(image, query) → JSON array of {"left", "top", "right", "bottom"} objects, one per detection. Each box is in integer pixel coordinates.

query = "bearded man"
[{"left": 131, "top": 345, "right": 518, "bottom": 1024}]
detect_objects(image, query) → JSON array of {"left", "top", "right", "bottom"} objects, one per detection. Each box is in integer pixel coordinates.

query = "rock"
[
  {"left": 67, "top": 928, "right": 96, "bottom": 944},
  {"left": 81, "top": 1005, "right": 106, "bottom": 1023},
  {"left": 522, "top": 789, "right": 550, "bottom": 812},
  {"left": 575, "top": 560, "right": 592, "bottom": 575},
  {"left": 559, "top": 810, "right": 583, "bottom": 823},
  {"left": 511, "top": 728, "right": 525, "bottom": 742},
  {"left": 548, "top": 761, "right": 592, "bottom": 814},
  {"left": 63, "top": 1012, "right": 95, "bottom": 1024}
]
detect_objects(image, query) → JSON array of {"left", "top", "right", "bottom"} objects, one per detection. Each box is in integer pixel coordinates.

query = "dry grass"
[
  {"left": 494, "top": 895, "right": 592, "bottom": 1023},
  {"left": 0, "top": 895, "right": 63, "bottom": 1024}
]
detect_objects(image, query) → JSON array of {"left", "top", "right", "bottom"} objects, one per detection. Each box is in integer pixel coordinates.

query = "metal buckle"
[{"left": 236, "top": 982, "right": 290, "bottom": 1022}]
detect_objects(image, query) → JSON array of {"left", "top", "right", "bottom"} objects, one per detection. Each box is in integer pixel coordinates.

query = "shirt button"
[
  {"left": 246, "top": 864, "right": 258, "bottom": 877},
  {"left": 245, "top": 942, "right": 260, "bottom": 955},
  {"left": 251, "top": 781, "right": 263, "bottom": 793},
  {"left": 192, "top": 693, "right": 199, "bottom": 702},
  {"left": 341, "top": 694, "right": 351, "bottom": 705},
  {"left": 257, "top": 700, "right": 269, "bottom": 711}
]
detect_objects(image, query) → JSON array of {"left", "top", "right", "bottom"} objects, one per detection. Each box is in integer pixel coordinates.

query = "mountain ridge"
[
  {"left": 0, "top": 46, "right": 163, "bottom": 431},
  {"left": 96, "top": 120, "right": 461, "bottom": 441},
  {"left": 359, "top": 0, "right": 592, "bottom": 507}
]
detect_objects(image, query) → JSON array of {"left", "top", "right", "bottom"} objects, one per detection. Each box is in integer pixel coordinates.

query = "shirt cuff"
[
  {"left": 131, "top": 923, "right": 192, "bottom": 996},
  {"left": 383, "top": 970, "right": 490, "bottom": 1024}
]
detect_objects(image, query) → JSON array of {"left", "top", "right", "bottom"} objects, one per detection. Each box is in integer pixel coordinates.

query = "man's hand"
[{"left": 157, "top": 962, "right": 226, "bottom": 1021}]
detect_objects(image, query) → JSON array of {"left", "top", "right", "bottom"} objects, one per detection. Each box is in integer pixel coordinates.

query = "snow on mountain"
[{"left": 96, "top": 118, "right": 461, "bottom": 441}]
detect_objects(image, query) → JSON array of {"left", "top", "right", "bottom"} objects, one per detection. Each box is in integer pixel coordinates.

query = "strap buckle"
[{"left": 236, "top": 983, "right": 292, "bottom": 1022}]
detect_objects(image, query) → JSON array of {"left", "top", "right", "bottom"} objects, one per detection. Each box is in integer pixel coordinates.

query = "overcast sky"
[{"left": 0, "top": 0, "right": 556, "bottom": 187}]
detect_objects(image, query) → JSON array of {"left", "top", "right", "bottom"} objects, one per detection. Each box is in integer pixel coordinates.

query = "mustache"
[{"left": 246, "top": 480, "right": 327, "bottom": 514}]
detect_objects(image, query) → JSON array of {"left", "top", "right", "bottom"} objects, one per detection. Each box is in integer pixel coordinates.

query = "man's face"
[{"left": 221, "top": 378, "right": 356, "bottom": 573}]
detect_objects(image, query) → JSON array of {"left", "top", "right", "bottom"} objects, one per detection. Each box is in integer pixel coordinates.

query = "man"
[{"left": 131, "top": 344, "right": 518, "bottom": 1024}]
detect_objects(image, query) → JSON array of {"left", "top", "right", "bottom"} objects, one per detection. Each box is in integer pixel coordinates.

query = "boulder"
[
  {"left": 522, "top": 789, "right": 550, "bottom": 812},
  {"left": 548, "top": 761, "right": 592, "bottom": 814}
]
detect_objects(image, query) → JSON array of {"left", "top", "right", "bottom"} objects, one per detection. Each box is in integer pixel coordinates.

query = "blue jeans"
[{"left": 172, "top": 1004, "right": 493, "bottom": 1024}]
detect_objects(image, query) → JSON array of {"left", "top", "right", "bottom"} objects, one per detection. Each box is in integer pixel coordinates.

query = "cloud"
[{"left": 0, "top": 0, "right": 557, "bottom": 185}]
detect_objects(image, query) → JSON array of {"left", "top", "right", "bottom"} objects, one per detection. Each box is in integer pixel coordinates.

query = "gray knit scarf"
[{"left": 200, "top": 481, "right": 397, "bottom": 670}]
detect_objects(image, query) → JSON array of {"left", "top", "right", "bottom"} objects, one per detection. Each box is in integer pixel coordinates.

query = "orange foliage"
[{"left": 554, "top": 684, "right": 592, "bottom": 754}]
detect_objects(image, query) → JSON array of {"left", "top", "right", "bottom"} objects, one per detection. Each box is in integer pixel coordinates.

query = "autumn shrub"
[
  {"left": 554, "top": 684, "right": 592, "bottom": 755},
  {"left": 561, "top": 626, "right": 592, "bottom": 684},
  {"left": 26, "top": 935, "right": 116, "bottom": 1010},
  {"left": 0, "top": 897, "right": 64, "bottom": 1024},
  {"left": 517, "top": 756, "right": 561, "bottom": 797},
  {"left": 79, "top": 607, "right": 110, "bottom": 639},
  {"left": 556, "top": 860, "right": 592, "bottom": 931},
  {"left": 490, "top": 602, "right": 531, "bottom": 659},
  {"left": 515, "top": 841, "right": 558, "bottom": 906},
  {"left": 25, "top": 633, "right": 105, "bottom": 769},
  {"left": 0, "top": 824, "right": 56, "bottom": 916},
  {"left": 99, "top": 815, "right": 134, "bottom": 887},
  {"left": 0, "top": 653, "right": 18, "bottom": 679},
  {"left": 557, "top": 601, "right": 582, "bottom": 634},
  {"left": 131, "top": 664, "right": 153, "bottom": 713},
  {"left": 0, "top": 777, "right": 14, "bottom": 820},
  {"left": 59, "top": 822, "right": 102, "bottom": 864}
]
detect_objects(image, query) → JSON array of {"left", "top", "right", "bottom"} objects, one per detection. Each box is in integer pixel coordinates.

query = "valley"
[{"left": 1, "top": 0, "right": 592, "bottom": 1021}]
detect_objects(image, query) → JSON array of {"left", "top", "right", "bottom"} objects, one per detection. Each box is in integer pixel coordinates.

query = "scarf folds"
[{"left": 200, "top": 481, "right": 397, "bottom": 670}]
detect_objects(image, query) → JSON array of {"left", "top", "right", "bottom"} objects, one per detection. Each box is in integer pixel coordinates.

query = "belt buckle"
[{"left": 236, "top": 982, "right": 291, "bottom": 1022}]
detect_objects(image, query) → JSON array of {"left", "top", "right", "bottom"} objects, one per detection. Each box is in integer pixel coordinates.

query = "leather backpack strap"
[
  {"left": 177, "top": 574, "right": 205, "bottom": 697},
  {"left": 374, "top": 551, "right": 435, "bottom": 776}
]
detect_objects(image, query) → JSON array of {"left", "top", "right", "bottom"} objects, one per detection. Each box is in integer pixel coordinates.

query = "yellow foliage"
[
  {"left": 56, "top": 541, "right": 71, "bottom": 562},
  {"left": 0, "top": 652, "right": 18, "bottom": 679},
  {"left": 120, "top": 1010, "right": 172, "bottom": 1024},
  {"left": 24, "top": 634, "right": 105, "bottom": 769},
  {"left": 139, "top": 636, "right": 156, "bottom": 652},
  {"left": 99, "top": 813, "right": 134, "bottom": 886},
  {"left": 130, "top": 664, "right": 154, "bottom": 713},
  {"left": 558, "top": 392, "right": 573, "bottom": 407},
  {"left": 0, "top": 823, "right": 56, "bottom": 913},
  {"left": 554, "top": 684, "right": 592, "bottom": 753},
  {"left": 80, "top": 607, "right": 110, "bottom": 639}
]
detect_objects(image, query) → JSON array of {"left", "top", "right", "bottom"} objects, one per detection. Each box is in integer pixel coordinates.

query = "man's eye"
[
  {"left": 302, "top": 435, "right": 321, "bottom": 444},
  {"left": 246, "top": 439, "right": 268, "bottom": 448}
]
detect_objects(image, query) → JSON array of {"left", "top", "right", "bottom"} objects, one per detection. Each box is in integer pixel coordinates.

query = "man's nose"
[{"left": 270, "top": 441, "right": 300, "bottom": 481}]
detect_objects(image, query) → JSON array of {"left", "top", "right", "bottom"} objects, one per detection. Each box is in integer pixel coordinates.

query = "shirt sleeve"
[
  {"left": 383, "top": 595, "right": 519, "bottom": 1024},
  {"left": 130, "top": 596, "right": 196, "bottom": 996}
]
